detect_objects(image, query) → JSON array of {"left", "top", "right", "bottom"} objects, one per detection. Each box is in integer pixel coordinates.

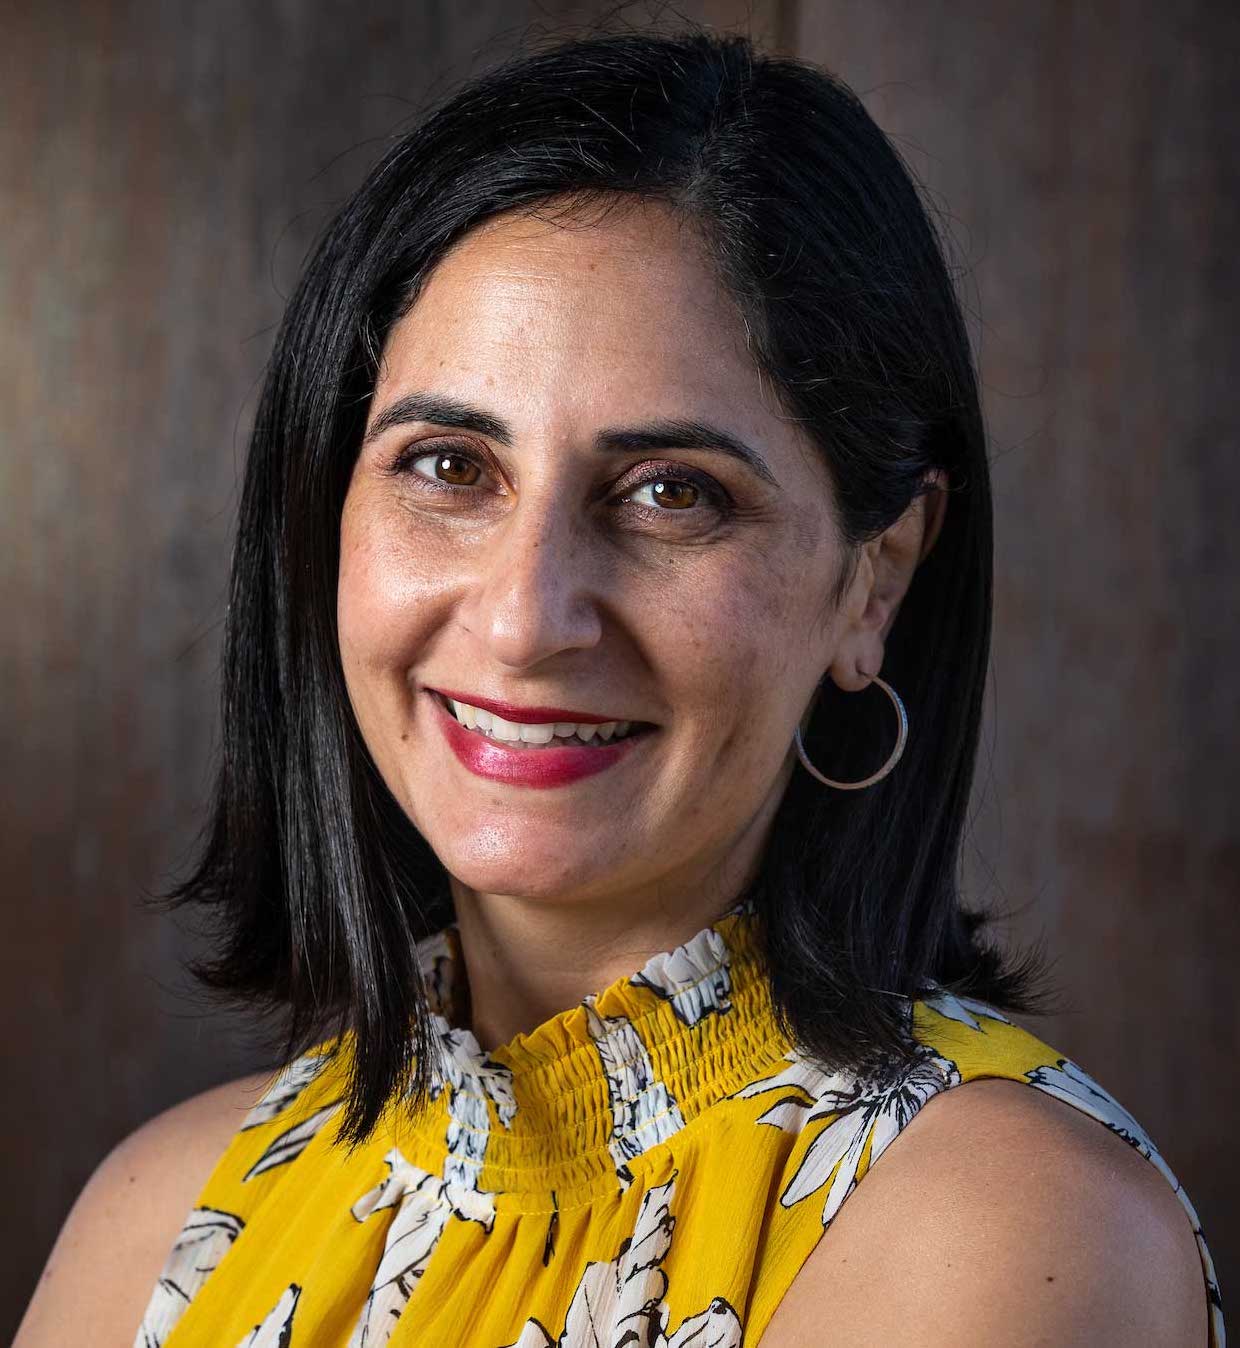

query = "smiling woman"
[
  {"left": 16, "top": 22, "right": 1222, "bottom": 1348},
  {"left": 337, "top": 198, "right": 859, "bottom": 914}
]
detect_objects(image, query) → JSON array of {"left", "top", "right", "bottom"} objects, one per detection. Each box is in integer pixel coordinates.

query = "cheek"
[
  {"left": 648, "top": 542, "right": 818, "bottom": 732},
  {"left": 337, "top": 498, "right": 440, "bottom": 679}
]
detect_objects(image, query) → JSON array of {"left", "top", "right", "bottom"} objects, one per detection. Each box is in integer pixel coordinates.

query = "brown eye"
[
  {"left": 434, "top": 453, "right": 481, "bottom": 486},
  {"left": 643, "top": 480, "right": 699, "bottom": 510},
  {"left": 410, "top": 450, "right": 482, "bottom": 487}
]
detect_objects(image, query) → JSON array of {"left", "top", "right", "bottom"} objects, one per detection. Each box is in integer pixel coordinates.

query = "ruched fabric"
[{"left": 135, "top": 901, "right": 1224, "bottom": 1347}]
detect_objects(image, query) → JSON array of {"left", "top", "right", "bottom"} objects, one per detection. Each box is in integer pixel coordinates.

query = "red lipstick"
[{"left": 429, "top": 692, "right": 647, "bottom": 789}]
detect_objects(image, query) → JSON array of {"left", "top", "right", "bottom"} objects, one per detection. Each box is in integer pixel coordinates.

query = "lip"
[
  {"left": 428, "top": 687, "right": 638, "bottom": 727},
  {"left": 429, "top": 691, "right": 649, "bottom": 789}
]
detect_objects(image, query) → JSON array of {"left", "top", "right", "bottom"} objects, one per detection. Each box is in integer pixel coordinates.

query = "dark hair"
[{"left": 159, "top": 23, "right": 1047, "bottom": 1146}]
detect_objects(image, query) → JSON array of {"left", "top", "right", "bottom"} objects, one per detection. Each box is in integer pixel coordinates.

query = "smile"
[
  {"left": 427, "top": 690, "right": 654, "bottom": 788},
  {"left": 442, "top": 695, "right": 638, "bottom": 747}
]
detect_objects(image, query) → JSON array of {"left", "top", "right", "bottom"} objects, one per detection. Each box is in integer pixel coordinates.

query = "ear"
[{"left": 827, "top": 470, "right": 948, "bottom": 693}]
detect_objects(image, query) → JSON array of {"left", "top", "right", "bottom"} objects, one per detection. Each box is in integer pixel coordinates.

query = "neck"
[{"left": 448, "top": 809, "right": 775, "bottom": 1051}]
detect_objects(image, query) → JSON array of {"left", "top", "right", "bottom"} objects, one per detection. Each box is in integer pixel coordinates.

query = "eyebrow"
[{"left": 362, "top": 391, "right": 779, "bottom": 486}]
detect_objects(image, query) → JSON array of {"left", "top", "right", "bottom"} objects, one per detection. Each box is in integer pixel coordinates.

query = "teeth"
[
  {"left": 451, "top": 699, "right": 478, "bottom": 730},
  {"left": 490, "top": 714, "right": 522, "bottom": 742},
  {"left": 519, "top": 722, "right": 555, "bottom": 744},
  {"left": 443, "top": 696, "right": 637, "bottom": 746}
]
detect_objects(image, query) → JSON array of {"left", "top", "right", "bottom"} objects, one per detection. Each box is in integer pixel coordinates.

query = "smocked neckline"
[
  {"left": 395, "top": 897, "right": 788, "bottom": 1208},
  {"left": 424, "top": 898, "right": 763, "bottom": 1064}
]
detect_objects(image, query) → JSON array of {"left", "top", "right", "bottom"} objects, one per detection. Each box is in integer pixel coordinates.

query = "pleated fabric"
[{"left": 134, "top": 901, "right": 1224, "bottom": 1347}]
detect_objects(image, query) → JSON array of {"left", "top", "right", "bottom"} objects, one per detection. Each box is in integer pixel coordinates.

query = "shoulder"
[
  {"left": 14, "top": 1070, "right": 275, "bottom": 1347},
  {"left": 760, "top": 1077, "right": 1209, "bottom": 1347}
]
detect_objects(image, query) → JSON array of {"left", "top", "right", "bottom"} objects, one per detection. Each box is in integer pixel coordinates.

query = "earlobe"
[
  {"left": 827, "top": 477, "right": 942, "bottom": 694},
  {"left": 823, "top": 546, "right": 886, "bottom": 693}
]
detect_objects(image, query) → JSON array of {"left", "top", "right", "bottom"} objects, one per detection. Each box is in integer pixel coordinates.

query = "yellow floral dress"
[{"left": 135, "top": 901, "right": 1224, "bottom": 1347}]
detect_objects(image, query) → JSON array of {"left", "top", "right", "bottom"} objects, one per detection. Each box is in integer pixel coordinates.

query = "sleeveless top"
[{"left": 134, "top": 901, "right": 1225, "bottom": 1347}]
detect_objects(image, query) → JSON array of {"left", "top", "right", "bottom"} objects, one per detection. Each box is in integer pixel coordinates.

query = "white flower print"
[
  {"left": 585, "top": 998, "right": 685, "bottom": 1180},
  {"left": 347, "top": 1147, "right": 497, "bottom": 1347},
  {"left": 661, "top": 1299, "right": 744, "bottom": 1347},
  {"left": 1026, "top": 1059, "right": 1168, "bottom": 1176},
  {"left": 400, "top": 928, "right": 522, "bottom": 1190},
  {"left": 240, "top": 1053, "right": 332, "bottom": 1130},
  {"left": 237, "top": 1282, "right": 300, "bottom": 1347},
  {"left": 920, "top": 989, "right": 1012, "bottom": 1032},
  {"left": 241, "top": 1101, "right": 343, "bottom": 1182},
  {"left": 417, "top": 927, "right": 460, "bottom": 1018},
  {"left": 629, "top": 925, "right": 734, "bottom": 1027},
  {"left": 734, "top": 1046, "right": 961, "bottom": 1227},
  {"left": 1027, "top": 1059, "right": 1225, "bottom": 1343},
  {"left": 420, "top": 1020, "right": 519, "bottom": 1190},
  {"left": 133, "top": 1207, "right": 244, "bottom": 1348},
  {"left": 233, "top": 1047, "right": 344, "bottom": 1181},
  {"left": 502, "top": 1172, "right": 743, "bottom": 1348}
]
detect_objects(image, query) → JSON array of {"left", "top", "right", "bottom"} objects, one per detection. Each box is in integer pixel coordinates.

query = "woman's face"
[{"left": 338, "top": 198, "right": 851, "bottom": 909}]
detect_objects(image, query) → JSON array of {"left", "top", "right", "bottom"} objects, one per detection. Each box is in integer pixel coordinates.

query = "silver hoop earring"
[{"left": 793, "top": 674, "right": 909, "bottom": 790}]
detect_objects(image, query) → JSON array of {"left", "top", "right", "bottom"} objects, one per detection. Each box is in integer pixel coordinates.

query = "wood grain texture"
[
  {"left": 3, "top": 0, "right": 1234, "bottom": 1334},
  {"left": 791, "top": 0, "right": 1239, "bottom": 1300}
]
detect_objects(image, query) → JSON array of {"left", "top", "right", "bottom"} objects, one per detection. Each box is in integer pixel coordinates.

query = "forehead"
[{"left": 373, "top": 197, "right": 774, "bottom": 429}]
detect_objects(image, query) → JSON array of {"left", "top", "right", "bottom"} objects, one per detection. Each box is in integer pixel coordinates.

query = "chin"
[
  {"left": 439, "top": 855, "right": 610, "bottom": 905},
  {"left": 425, "top": 821, "right": 625, "bottom": 904}
]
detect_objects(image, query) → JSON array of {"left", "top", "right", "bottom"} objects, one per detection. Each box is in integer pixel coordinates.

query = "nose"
[{"left": 467, "top": 490, "right": 604, "bottom": 671}]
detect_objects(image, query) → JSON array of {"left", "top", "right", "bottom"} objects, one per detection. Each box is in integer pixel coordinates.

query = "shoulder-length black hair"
[{"left": 161, "top": 23, "right": 1046, "bottom": 1146}]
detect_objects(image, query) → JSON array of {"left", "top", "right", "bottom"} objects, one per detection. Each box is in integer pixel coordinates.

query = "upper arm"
[
  {"left": 760, "top": 1078, "right": 1208, "bottom": 1347},
  {"left": 14, "top": 1070, "right": 274, "bottom": 1348}
]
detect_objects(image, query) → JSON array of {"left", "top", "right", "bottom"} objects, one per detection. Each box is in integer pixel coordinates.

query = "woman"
[{"left": 18, "top": 27, "right": 1222, "bottom": 1347}]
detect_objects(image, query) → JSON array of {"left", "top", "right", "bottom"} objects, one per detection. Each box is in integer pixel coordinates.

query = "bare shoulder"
[
  {"left": 760, "top": 1077, "right": 1208, "bottom": 1347},
  {"left": 14, "top": 1069, "right": 274, "bottom": 1348}
]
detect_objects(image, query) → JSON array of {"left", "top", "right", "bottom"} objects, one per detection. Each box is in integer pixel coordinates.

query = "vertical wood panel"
[{"left": 792, "top": 0, "right": 1239, "bottom": 1296}]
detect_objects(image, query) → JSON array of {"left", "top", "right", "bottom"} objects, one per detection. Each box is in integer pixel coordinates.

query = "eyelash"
[{"left": 387, "top": 443, "right": 733, "bottom": 519}]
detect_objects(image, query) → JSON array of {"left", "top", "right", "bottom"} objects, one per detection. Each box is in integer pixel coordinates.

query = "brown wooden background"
[{"left": 4, "top": 1, "right": 1236, "bottom": 1335}]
